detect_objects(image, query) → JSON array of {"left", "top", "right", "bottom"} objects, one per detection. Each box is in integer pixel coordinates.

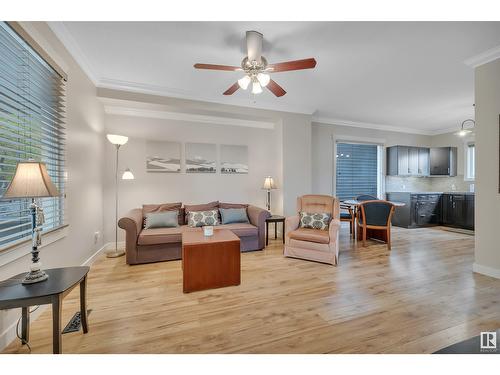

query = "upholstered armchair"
[{"left": 284, "top": 195, "right": 341, "bottom": 266}]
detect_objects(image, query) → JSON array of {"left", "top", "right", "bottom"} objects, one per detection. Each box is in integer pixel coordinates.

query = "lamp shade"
[
  {"left": 262, "top": 176, "right": 277, "bottom": 190},
  {"left": 2, "top": 161, "right": 59, "bottom": 198},
  {"left": 106, "top": 134, "right": 128, "bottom": 146},
  {"left": 121, "top": 168, "right": 135, "bottom": 180}
]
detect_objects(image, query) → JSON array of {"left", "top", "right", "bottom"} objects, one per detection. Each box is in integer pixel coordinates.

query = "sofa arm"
[
  {"left": 328, "top": 218, "right": 341, "bottom": 265},
  {"left": 247, "top": 205, "right": 271, "bottom": 249},
  {"left": 284, "top": 216, "right": 300, "bottom": 245},
  {"left": 118, "top": 208, "right": 143, "bottom": 265}
]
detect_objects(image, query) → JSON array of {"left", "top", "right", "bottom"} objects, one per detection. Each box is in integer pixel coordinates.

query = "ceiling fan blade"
[
  {"left": 246, "top": 30, "right": 263, "bottom": 63},
  {"left": 194, "top": 63, "right": 241, "bottom": 71},
  {"left": 267, "top": 79, "right": 286, "bottom": 97},
  {"left": 268, "top": 58, "right": 317, "bottom": 72},
  {"left": 223, "top": 82, "right": 240, "bottom": 95}
]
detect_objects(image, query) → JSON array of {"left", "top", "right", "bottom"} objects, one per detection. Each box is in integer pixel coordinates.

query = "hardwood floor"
[{"left": 3, "top": 225, "right": 500, "bottom": 354}]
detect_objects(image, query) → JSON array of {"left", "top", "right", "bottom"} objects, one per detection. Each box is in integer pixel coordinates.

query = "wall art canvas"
[
  {"left": 146, "top": 141, "right": 181, "bottom": 173},
  {"left": 185, "top": 143, "right": 216, "bottom": 173},
  {"left": 220, "top": 144, "right": 248, "bottom": 174}
]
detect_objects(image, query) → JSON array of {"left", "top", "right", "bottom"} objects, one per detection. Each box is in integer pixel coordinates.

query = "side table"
[
  {"left": 0, "top": 266, "right": 90, "bottom": 354},
  {"left": 265, "top": 215, "right": 286, "bottom": 246}
]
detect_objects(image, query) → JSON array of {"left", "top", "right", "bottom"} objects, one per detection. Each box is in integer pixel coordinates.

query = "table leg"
[
  {"left": 80, "top": 276, "right": 89, "bottom": 334},
  {"left": 282, "top": 221, "right": 285, "bottom": 244},
  {"left": 266, "top": 221, "right": 269, "bottom": 246},
  {"left": 52, "top": 294, "right": 62, "bottom": 354},
  {"left": 21, "top": 307, "right": 29, "bottom": 344},
  {"left": 274, "top": 222, "right": 277, "bottom": 239}
]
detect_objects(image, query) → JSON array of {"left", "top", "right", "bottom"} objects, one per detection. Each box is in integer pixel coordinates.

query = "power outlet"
[{"left": 94, "top": 231, "right": 100, "bottom": 244}]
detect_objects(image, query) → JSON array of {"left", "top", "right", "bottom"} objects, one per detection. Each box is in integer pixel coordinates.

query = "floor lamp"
[
  {"left": 1, "top": 161, "right": 60, "bottom": 284},
  {"left": 106, "top": 134, "right": 134, "bottom": 258}
]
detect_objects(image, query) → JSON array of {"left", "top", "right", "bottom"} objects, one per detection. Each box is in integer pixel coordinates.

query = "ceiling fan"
[{"left": 194, "top": 30, "right": 317, "bottom": 97}]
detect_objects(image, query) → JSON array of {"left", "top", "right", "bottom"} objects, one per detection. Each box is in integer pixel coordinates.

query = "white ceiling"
[{"left": 50, "top": 21, "right": 500, "bottom": 134}]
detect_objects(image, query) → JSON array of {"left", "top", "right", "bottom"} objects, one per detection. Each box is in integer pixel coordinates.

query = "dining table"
[{"left": 340, "top": 199, "right": 406, "bottom": 241}]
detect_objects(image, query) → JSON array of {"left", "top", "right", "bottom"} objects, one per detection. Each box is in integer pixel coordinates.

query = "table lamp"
[
  {"left": 262, "top": 176, "right": 277, "bottom": 212},
  {"left": 2, "top": 161, "right": 60, "bottom": 284}
]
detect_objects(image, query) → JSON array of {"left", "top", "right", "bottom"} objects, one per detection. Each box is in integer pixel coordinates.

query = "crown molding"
[
  {"left": 313, "top": 116, "right": 461, "bottom": 136},
  {"left": 47, "top": 21, "right": 98, "bottom": 84},
  {"left": 104, "top": 105, "right": 276, "bottom": 130},
  {"left": 464, "top": 44, "right": 500, "bottom": 68}
]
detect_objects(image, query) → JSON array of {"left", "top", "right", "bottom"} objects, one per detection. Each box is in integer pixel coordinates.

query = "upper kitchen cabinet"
[
  {"left": 387, "top": 146, "right": 430, "bottom": 176},
  {"left": 430, "top": 147, "right": 457, "bottom": 176}
]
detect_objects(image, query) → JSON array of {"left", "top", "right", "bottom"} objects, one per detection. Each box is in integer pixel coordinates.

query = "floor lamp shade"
[{"left": 3, "top": 161, "right": 59, "bottom": 198}]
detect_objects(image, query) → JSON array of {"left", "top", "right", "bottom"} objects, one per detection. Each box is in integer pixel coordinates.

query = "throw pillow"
[
  {"left": 187, "top": 209, "right": 220, "bottom": 227},
  {"left": 144, "top": 211, "right": 179, "bottom": 229},
  {"left": 299, "top": 211, "right": 331, "bottom": 231},
  {"left": 184, "top": 201, "right": 219, "bottom": 225},
  {"left": 142, "top": 202, "right": 182, "bottom": 227},
  {"left": 219, "top": 207, "right": 250, "bottom": 224}
]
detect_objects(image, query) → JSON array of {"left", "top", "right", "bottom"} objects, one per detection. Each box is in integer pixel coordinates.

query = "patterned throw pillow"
[
  {"left": 187, "top": 209, "right": 220, "bottom": 227},
  {"left": 299, "top": 212, "right": 331, "bottom": 231}
]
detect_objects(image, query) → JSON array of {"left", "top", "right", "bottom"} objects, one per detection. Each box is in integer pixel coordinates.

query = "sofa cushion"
[
  {"left": 187, "top": 209, "right": 220, "bottom": 227},
  {"left": 142, "top": 203, "right": 183, "bottom": 227},
  {"left": 138, "top": 227, "right": 183, "bottom": 245},
  {"left": 184, "top": 201, "right": 219, "bottom": 224},
  {"left": 219, "top": 202, "right": 249, "bottom": 209},
  {"left": 289, "top": 228, "right": 330, "bottom": 244},
  {"left": 219, "top": 223, "right": 258, "bottom": 237},
  {"left": 219, "top": 207, "right": 249, "bottom": 224},
  {"left": 299, "top": 211, "right": 331, "bottom": 231}
]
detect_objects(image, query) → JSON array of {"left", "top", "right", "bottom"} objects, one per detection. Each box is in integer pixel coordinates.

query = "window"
[
  {"left": 0, "top": 22, "right": 66, "bottom": 250},
  {"left": 466, "top": 142, "right": 475, "bottom": 180},
  {"left": 335, "top": 142, "right": 379, "bottom": 201}
]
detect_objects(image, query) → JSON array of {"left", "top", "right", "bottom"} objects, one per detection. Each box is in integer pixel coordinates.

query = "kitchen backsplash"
[{"left": 385, "top": 175, "right": 474, "bottom": 193}]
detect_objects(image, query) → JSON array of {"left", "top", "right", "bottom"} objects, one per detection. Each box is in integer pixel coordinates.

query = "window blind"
[
  {"left": 0, "top": 22, "right": 66, "bottom": 250},
  {"left": 335, "top": 143, "right": 378, "bottom": 201}
]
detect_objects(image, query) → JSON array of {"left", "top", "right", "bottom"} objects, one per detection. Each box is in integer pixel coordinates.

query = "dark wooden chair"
[
  {"left": 357, "top": 200, "right": 395, "bottom": 250},
  {"left": 340, "top": 204, "right": 355, "bottom": 239},
  {"left": 356, "top": 194, "right": 378, "bottom": 201}
]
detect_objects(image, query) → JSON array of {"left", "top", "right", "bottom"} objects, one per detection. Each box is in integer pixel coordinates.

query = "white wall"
[
  {"left": 0, "top": 22, "right": 105, "bottom": 350},
  {"left": 473, "top": 58, "right": 500, "bottom": 278},
  {"left": 103, "top": 114, "right": 282, "bottom": 242},
  {"left": 311, "top": 121, "right": 430, "bottom": 195}
]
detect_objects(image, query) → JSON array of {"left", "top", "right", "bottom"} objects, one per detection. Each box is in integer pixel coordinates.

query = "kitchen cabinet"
[
  {"left": 430, "top": 147, "right": 457, "bottom": 176},
  {"left": 387, "top": 192, "right": 474, "bottom": 230},
  {"left": 386, "top": 146, "right": 430, "bottom": 176}
]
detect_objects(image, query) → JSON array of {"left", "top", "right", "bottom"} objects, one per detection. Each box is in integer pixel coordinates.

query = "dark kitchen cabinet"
[
  {"left": 387, "top": 146, "right": 430, "bottom": 176},
  {"left": 387, "top": 192, "right": 474, "bottom": 230},
  {"left": 430, "top": 147, "right": 457, "bottom": 176}
]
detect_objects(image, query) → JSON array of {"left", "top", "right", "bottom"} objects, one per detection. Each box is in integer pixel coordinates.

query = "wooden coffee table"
[{"left": 182, "top": 229, "right": 241, "bottom": 293}]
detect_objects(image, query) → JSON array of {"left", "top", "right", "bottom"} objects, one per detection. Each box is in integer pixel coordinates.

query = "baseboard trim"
[
  {"left": 0, "top": 242, "right": 109, "bottom": 352},
  {"left": 473, "top": 262, "right": 500, "bottom": 280}
]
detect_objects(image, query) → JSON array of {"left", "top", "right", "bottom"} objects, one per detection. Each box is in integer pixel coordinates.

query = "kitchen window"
[
  {"left": 335, "top": 142, "right": 380, "bottom": 201},
  {"left": 465, "top": 142, "right": 475, "bottom": 180},
  {"left": 0, "top": 22, "right": 66, "bottom": 251}
]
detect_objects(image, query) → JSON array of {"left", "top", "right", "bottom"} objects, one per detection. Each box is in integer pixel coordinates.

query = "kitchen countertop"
[{"left": 386, "top": 191, "right": 475, "bottom": 195}]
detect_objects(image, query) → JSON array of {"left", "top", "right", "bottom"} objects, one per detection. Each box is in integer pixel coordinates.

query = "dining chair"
[
  {"left": 340, "top": 204, "right": 355, "bottom": 239},
  {"left": 357, "top": 200, "right": 395, "bottom": 250},
  {"left": 356, "top": 194, "right": 378, "bottom": 201}
]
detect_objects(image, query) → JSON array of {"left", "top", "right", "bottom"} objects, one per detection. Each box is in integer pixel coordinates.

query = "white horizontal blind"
[
  {"left": 0, "top": 22, "right": 66, "bottom": 250},
  {"left": 336, "top": 142, "right": 378, "bottom": 201}
]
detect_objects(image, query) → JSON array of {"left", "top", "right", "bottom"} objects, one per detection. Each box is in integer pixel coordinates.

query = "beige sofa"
[
  {"left": 284, "top": 195, "right": 341, "bottom": 266},
  {"left": 118, "top": 201, "right": 270, "bottom": 265}
]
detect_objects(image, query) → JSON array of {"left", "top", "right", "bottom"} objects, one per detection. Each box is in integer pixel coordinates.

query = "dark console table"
[
  {"left": 265, "top": 215, "right": 286, "bottom": 246},
  {"left": 0, "top": 266, "right": 90, "bottom": 354}
]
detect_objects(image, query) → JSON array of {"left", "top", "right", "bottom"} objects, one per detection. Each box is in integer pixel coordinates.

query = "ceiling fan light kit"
[{"left": 194, "top": 30, "right": 317, "bottom": 97}]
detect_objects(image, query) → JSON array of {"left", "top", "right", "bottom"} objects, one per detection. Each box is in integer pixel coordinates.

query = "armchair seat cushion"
[
  {"left": 288, "top": 228, "right": 330, "bottom": 244},
  {"left": 138, "top": 227, "right": 183, "bottom": 245},
  {"left": 218, "top": 223, "right": 258, "bottom": 237}
]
